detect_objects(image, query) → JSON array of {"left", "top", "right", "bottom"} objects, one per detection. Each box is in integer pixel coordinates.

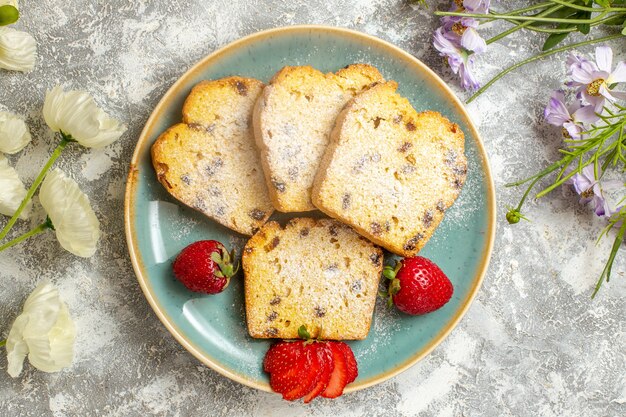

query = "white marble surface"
[{"left": 0, "top": 1, "right": 625, "bottom": 416}]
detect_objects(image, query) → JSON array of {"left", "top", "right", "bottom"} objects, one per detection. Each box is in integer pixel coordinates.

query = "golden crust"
[
  {"left": 312, "top": 81, "right": 467, "bottom": 256},
  {"left": 253, "top": 64, "right": 384, "bottom": 213},
  {"left": 151, "top": 77, "right": 274, "bottom": 236},
  {"left": 243, "top": 218, "right": 383, "bottom": 340}
]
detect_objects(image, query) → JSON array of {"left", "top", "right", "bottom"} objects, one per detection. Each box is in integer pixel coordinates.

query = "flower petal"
[
  {"left": 570, "top": 66, "right": 594, "bottom": 84},
  {"left": 5, "top": 281, "right": 75, "bottom": 377},
  {"left": 608, "top": 61, "right": 626, "bottom": 84},
  {"left": 460, "top": 28, "right": 486, "bottom": 53},
  {"left": 0, "top": 111, "right": 31, "bottom": 154},
  {"left": 0, "top": 27, "right": 36, "bottom": 72},
  {"left": 42, "top": 85, "right": 127, "bottom": 148},
  {"left": 595, "top": 46, "right": 613, "bottom": 74},
  {"left": 0, "top": 154, "right": 30, "bottom": 219},
  {"left": 544, "top": 92, "right": 571, "bottom": 126},
  {"left": 563, "top": 121, "right": 583, "bottom": 139},
  {"left": 572, "top": 105, "right": 599, "bottom": 124},
  {"left": 39, "top": 169, "right": 100, "bottom": 257}
]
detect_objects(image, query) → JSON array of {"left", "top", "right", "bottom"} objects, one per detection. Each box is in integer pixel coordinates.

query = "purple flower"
[
  {"left": 568, "top": 46, "right": 626, "bottom": 111},
  {"left": 464, "top": 0, "right": 491, "bottom": 13},
  {"left": 566, "top": 165, "right": 621, "bottom": 217},
  {"left": 544, "top": 90, "right": 598, "bottom": 139},
  {"left": 441, "top": 18, "right": 487, "bottom": 54},
  {"left": 433, "top": 27, "right": 480, "bottom": 91}
]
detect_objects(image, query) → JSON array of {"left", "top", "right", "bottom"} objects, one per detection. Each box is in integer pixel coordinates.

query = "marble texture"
[{"left": 0, "top": 1, "right": 625, "bottom": 416}]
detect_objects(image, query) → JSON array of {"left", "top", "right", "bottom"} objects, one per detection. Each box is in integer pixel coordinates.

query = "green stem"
[
  {"left": 435, "top": 10, "right": 610, "bottom": 24},
  {"left": 467, "top": 33, "right": 625, "bottom": 103},
  {"left": 550, "top": 0, "right": 626, "bottom": 12},
  {"left": 592, "top": 219, "right": 626, "bottom": 298},
  {"left": 0, "top": 340, "right": 5, "bottom": 348},
  {"left": 0, "top": 221, "right": 51, "bottom": 252},
  {"left": 486, "top": 3, "right": 566, "bottom": 44},
  {"left": 0, "top": 134, "right": 71, "bottom": 241}
]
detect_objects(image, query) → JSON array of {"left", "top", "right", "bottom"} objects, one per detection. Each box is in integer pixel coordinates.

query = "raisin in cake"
[
  {"left": 253, "top": 64, "right": 384, "bottom": 213},
  {"left": 151, "top": 77, "right": 274, "bottom": 236},
  {"left": 312, "top": 81, "right": 467, "bottom": 256},
  {"left": 243, "top": 218, "right": 383, "bottom": 340}
]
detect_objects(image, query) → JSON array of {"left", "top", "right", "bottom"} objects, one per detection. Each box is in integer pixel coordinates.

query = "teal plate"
[{"left": 124, "top": 25, "right": 496, "bottom": 393}]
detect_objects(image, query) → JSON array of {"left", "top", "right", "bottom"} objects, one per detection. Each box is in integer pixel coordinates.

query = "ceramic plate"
[{"left": 124, "top": 25, "right": 496, "bottom": 393}]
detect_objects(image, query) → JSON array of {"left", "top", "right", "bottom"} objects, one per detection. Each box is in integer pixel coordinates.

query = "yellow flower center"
[
  {"left": 562, "top": 128, "right": 571, "bottom": 139},
  {"left": 581, "top": 188, "right": 594, "bottom": 199},
  {"left": 451, "top": 22, "right": 466, "bottom": 36},
  {"left": 454, "top": 0, "right": 464, "bottom": 8},
  {"left": 586, "top": 79, "right": 605, "bottom": 97}
]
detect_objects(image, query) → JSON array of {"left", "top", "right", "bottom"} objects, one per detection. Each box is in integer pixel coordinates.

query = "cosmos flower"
[
  {"left": 544, "top": 90, "right": 599, "bottom": 139},
  {"left": 0, "top": 110, "right": 31, "bottom": 154},
  {"left": 5, "top": 280, "right": 76, "bottom": 377},
  {"left": 0, "top": 26, "right": 36, "bottom": 72},
  {"left": 0, "top": 154, "right": 30, "bottom": 219},
  {"left": 433, "top": 27, "right": 480, "bottom": 91},
  {"left": 568, "top": 46, "right": 626, "bottom": 111},
  {"left": 566, "top": 165, "right": 621, "bottom": 217},
  {"left": 43, "top": 86, "right": 127, "bottom": 148},
  {"left": 39, "top": 168, "right": 100, "bottom": 257}
]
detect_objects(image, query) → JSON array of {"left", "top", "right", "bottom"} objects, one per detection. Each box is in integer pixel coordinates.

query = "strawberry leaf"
[{"left": 298, "top": 325, "right": 311, "bottom": 340}]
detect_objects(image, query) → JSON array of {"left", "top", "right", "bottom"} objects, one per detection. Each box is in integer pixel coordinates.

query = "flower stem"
[
  {"left": 486, "top": 3, "right": 565, "bottom": 45},
  {"left": 0, "top": 340, "right": 5, "bottom": 348},
  {"left": 550, "top": 0, "right": 626, "bottom": 12},
  {"left": 592, "top": 219, "right": 626, "bottom": 298},
  {"left": 435, "top": 10, "right": 611, "bottom": 24},
  {"left": 0, "top": 221, "right": 51, "bottom": 252},
  {"left": 467, "top": 33, "right": 624, "bottom": 103},
  {"left": 0, "top": 134, "right": 72, "bottom": 241}
]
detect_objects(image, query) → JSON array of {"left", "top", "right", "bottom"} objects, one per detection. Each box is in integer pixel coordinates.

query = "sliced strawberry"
[
  {"left": 266, "top": 341, "right": 308, "bottom": 396},
  {"left": 303, "top": 343, "right": 334, "bottom": 403},
  {"left": 335, "top": 342, "right": 358, "bottom": 384},
  {"left": 283, "top": 343, "right": 322, "bottom": 400},
  {"left": 321, "top": 342, "right": 349, "bottom": 398}
]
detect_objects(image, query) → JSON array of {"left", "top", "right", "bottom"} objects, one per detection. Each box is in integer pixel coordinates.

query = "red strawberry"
[
  {"left": 284, "top": 344, "right": 324, "bottom": 400},
  {"left": 172, "top": 240, "right": 237, "bottom": 294},
  {"left": 263, "top": 327, "right": 359, "bottom": 402},
  {"left": 321, "top": 342, "right": 349, "bottom": 398},
  {"left": 303, "top": 343, "right": 334, "bottom": 403},
  {"left": 335, "top": 342, "right": 358, "bottom": 384},
  {"left": 382, "top": 256, "right": 453, "bottom": 315}
]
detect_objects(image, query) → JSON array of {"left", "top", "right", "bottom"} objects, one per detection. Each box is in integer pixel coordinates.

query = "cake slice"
[
  {"left": 151, "top": 77, "right": 274, "bottom": 236},
  {"left": 253, "top": 64, "right": 384, "bottom": 213},
  {"left": 312, "top": 81, "right": 467, "bottom": 257},
  {"left": 243, "top": 218, "right": 383, "bottom": 340}
]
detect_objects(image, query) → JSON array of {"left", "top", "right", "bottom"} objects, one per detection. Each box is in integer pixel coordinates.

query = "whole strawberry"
[
  {"left": 382, "top": 256, "right": 453, "bottom": 315},
  {"left": 172, "top": 240, "right": 237, "bottom": 294}
]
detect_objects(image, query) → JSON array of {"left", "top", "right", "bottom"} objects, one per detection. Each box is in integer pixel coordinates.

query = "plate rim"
[{"left": 124, "top": 24, "right": 496, "bottom": 394}]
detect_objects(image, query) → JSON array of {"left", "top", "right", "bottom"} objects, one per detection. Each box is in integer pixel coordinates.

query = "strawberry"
[
  {"left": 302, "top": 343, "right": 334, "bottom": 403},
  {"left": 321, "top": 342, "right": 349, "bottom": 398},
  {"left": 382, "top": 256, "right": 453, "bottom": 315},
  {"left": 335, "top": 342, "right": 358, "bottom": 384},
  {"left": 172, "top": 240, "right": 237, "bottom": 294},
  {"left": 263, "top": 326, "right": 359, "bottom": 402}
]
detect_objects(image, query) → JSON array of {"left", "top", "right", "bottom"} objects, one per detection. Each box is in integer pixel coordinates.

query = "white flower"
[
  {"left": 0, "top": 154, "right": 30, "bottom": 219},
  {"left": 0, "top": 111, "right": 31, "bottom": 154},
  {"left": 6, "top": 280, "right": 76, "bottom": 377},
  {"left": 39, "top": 168, "right": 100, "bottom": 257},
  {"left": 43, "top": 86, "right": 127, "bottom": 148},
  {"left": 0, "top": 27, "right": 36, "bottom": 72}
]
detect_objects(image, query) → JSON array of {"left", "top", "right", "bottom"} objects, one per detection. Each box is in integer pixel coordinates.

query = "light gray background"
[{"left": 0, "top": 1, "right": 625, "bottom": 416}]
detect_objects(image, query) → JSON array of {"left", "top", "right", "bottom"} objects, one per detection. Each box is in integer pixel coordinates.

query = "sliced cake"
[
  {"left": 312, "top": 81, "right": 467, "bottom": 256},
  {"left": 253, "top": 64, "right": 384, "bottom": 213},
  {"left": 243, "top": 218, "right": 383, "bottom": 340},
  {"left": 151, "top": 77, "right": 274, "bottom": 236}
]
